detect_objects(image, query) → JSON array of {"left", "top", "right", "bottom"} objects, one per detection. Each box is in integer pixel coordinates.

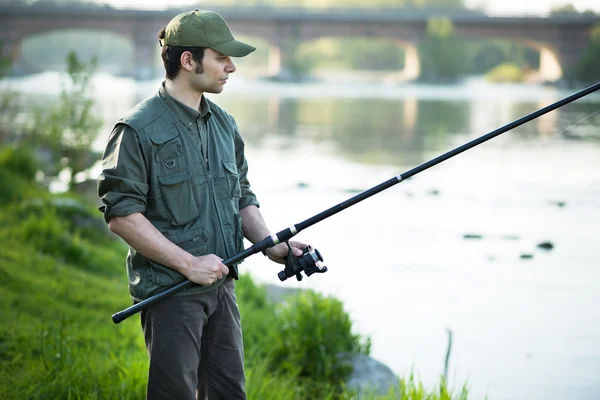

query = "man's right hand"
[{"left": 185, "top": 254, "right": 229, "bottom": 286}]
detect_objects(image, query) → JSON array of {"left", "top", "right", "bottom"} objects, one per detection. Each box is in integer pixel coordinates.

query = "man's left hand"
[{"left": 265, "top": 241, "right": 306, "bottom": 265}]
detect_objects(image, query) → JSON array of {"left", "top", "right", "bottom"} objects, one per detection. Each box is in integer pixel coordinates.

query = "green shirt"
[{"left": 98, "top": 83, "right": 259, "bottom": 301}]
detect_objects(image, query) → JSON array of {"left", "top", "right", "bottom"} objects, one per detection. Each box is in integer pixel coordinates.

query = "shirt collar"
[{"left": 159, "top": 82, "right": 212, "bottom": 128}]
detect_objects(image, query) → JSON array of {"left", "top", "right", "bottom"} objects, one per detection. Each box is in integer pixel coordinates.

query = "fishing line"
[{"left": 541, "top": 106, "right": 600, "bottom": 144}]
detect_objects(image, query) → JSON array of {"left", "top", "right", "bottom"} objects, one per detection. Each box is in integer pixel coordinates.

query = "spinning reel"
[{"left": 277, "top": 243, "right": 328, "bottom": 282}]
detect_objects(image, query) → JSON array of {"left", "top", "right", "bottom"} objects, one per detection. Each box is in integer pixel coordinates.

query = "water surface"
[{"left": 4, "top": 73, "right": 600, "bottom": 400}]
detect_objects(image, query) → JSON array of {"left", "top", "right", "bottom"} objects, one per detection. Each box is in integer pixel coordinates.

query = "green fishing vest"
[{"left": 117, "top": 93, "right": 249, "bottom": 301}]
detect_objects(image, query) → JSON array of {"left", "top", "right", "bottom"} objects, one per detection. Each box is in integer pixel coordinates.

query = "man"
[{"left": 97, "top": 9, "right": 306, "bottom": 400}]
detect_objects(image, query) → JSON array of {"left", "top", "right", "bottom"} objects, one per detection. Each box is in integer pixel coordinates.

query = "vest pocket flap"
[
  {"left": 149, "top": 128, "right": 179, "bottom": 144},
  {"left": 158, "top": 169, "right": 191, "bottom": 186},
  {"left": 222, "top": 160, "right": 238, "bottom": 175}
]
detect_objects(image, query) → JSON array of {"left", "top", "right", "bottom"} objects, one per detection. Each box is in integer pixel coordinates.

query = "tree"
[
  {"left": 0, "top": 42, "right": 21, "bottom": 144},
  {"left": 550, "top": 3, "right": 579, "bottom": 16},
  {"left": 574, "top": 25, "right": 600, "bottom": 84},
  {"left": 418, "top": 17, "right": 467, "bottom": 82},
  {"left": 33, "top": 51, "right": 102, "bottom": 191}
]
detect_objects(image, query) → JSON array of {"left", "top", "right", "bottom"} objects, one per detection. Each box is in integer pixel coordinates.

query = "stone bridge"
[{"left": 1, "top": 4, "right": 598, "bottom": 81}]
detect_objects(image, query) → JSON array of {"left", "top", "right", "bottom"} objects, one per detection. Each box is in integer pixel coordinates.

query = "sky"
[{"left": 95, "top": 0, "right": 600, "bottom": 16}]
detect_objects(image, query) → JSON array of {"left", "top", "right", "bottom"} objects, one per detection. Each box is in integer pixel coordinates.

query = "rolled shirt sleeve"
[
  {"left": 97, "top": 124, "right": 149, "bottom": 223},
  {"left": 233, "top": 120, "right": 260, "bottom": 211}
]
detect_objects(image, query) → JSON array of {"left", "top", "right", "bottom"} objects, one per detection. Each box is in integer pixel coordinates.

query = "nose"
[{"left": 226, "top": 58, "right": 236, "bottom": 73}]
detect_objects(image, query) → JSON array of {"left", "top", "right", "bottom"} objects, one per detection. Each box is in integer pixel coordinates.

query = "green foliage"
[
  {"left": 550, "top": 3, "right": 579, "bottom": 15},
  {"left": 0, "top": 169, "right": 29, "bottom": 205},
  {"left": 485, "top": 63, "right": 524, "bottom": 83},
  {"left": 467, "top": 40, "right": 539, "bottom": 75},
  {"left": 427, "top": 17, "right": 454, "bottom": 39},
  {"left": 0, "top": 170, "right": 467, "bottom": 399},
  {"left": 297, "top": 37, "right": 405, "bottom": 72},
  {"left": 0, "top": 145, "right": 38, "bottom": 181},
  {"left": 0, "top": 89, "right": 20, "bottom": 135},
  {"left": 0, "top": 42, "right": 22, "bottom": 142},
  {"left": 269, "top": 290, "right": 371, "bottom": 395},
  {"left": 0, "top": 42, "right": 11, "bottom": 78},
  {"left": 0, "top": 205, "right": 146, "bottom": 400},
  {"left": 236, "top": 275, "right": 281, "bottom": 361},
  {"left": 418, "top": 18, "right": 467, "bottom": 82},
  {"left": 1, "top": 199, "right": 121, "bottom": 276},
  {"left": 574, "top": 25, "right": 600, "bottom": 84},
  {"left": 0, "top": 146, "right": 39, "bottom": 204},
  {"left": 32, "top": 50, "right": 102, "bottom": 191},
  {"left": 21, "top": 30, "right": 135, "bottom": 75},
  {"left": 399, "top": 374, "right": 469, "bottom": 400}
]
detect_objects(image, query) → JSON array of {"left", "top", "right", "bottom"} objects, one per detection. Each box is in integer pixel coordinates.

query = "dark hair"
[{"left": 158, "top": 27, "right": 206, "bottom": 80}]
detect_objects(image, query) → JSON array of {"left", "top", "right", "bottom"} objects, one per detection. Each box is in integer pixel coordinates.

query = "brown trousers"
[{"left": 140, "top": 277, "right": 246, "bottom": 400}]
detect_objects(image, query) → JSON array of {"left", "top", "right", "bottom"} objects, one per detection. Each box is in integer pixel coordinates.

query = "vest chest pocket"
[
  {"left": 150, "top": 128, "right": 188, "bottom": 176},
  {"left": 220, "top": 161, "right": 242, "bottom": 201},
  {"left": 158, "top": 169, "right": 198, "bottom": 226}
]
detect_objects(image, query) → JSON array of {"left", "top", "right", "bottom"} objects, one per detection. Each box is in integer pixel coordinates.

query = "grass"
[{"left": 0, "top": 146, "right": 469, "bottom": 399}]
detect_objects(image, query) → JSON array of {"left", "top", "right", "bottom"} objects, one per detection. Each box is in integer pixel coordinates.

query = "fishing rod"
[{"left": 112, "top": 81, "right": 600, "bottom": 324}]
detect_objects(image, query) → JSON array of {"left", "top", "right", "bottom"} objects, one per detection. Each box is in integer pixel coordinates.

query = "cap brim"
[{"left": 212, "top": 39, "right": 256, "bottom": 57}]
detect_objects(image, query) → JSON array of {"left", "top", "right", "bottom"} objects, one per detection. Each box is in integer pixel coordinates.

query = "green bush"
[
  {"left": 0, "top": 169, "right": 28, "bottom": 205},
  {"left": 0, "top": 146, "right": 38, "bottom": 205},
  {"left": 574, "top": 25, "right": 600, "bottom": 84},
  {"left": 0, "top": 197, "right": 125, "bottom": 276},
  {"left": 486, "top": 63, "right": 524, "bottom": 83},
  {"left": 10, "top": 209, "right": 86, "bottom": 263},
  {"left": 0, "top": 145, "right": 38, "bottom": 182},
  {"left": 268, "top": 290, "right": 371, "bottom": 393},
  {"left": 32, "top": 51, "right": 102, "bottom": 192},
  {"left": 237, "top": 275, "right": 280, "bottom": 361}
]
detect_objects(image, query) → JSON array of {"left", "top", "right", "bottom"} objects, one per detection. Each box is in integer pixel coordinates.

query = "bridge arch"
[
  {"left": 452, "top": 24, "right": 567, "bottom": 82},
  {"left": 16, "top": 29, "right": 137, "bottom": 76},
  {"left": 516, "top": 39, "right": 562, "bottom": 82},
  {"left": 0, "top": 14, "right": 163, "bottom": 79},
  {"left": 294, "top": 35, "right": 421, "bottom": 82},
  {"left": 467, "top": 36, "right": 562, "bottom": 82}
]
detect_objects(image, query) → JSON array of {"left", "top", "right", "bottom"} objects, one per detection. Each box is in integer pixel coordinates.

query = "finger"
[
  {"left": 269, "top": 250, "right": 287, "bottom": 262},
  {"left": 219, "top": 263, "right": 230, "bottom": 276}
]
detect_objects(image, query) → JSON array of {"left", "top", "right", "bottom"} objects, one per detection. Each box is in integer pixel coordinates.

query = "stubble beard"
[{"left": 192, "top": 66, "right": 224, "bottom": 94}]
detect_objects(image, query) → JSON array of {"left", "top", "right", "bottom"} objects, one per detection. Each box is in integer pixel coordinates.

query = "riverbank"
[{"left": 0, "top": 146, "right": 468, "bottom": 399}]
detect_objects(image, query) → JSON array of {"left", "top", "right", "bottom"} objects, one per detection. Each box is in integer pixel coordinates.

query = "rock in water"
[
  {"left": 338, "top": 353, "right": 400, "bottom": 397},
  {"left": 537, "top": 241, "right": 554, "bottom": 251}
]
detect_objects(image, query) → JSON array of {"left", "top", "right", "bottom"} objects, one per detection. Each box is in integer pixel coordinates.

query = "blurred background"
[{"left": 1, "top": 0, "right": 599, "bottom": 399}]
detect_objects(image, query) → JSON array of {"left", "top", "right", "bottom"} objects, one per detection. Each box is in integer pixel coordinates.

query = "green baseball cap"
[{"left": 159, "top": 10, "right": 255, "bottom": 57}]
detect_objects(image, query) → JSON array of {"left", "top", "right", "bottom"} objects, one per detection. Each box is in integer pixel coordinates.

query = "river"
[{"left": 4, "top": 72, "right": 600, "bottom": 400}]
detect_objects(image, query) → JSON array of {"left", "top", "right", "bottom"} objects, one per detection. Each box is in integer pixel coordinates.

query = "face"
[{"left": 187, "top": 48, "right": 236, "bottom": 94}]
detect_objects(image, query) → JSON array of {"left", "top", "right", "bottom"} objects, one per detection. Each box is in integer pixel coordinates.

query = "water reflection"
[
  {"left": 220, "top": 95, "right": 476, "bottom": 167},
  {"left": 4, "top": 74, "right": 599, "bottom": 161},
  {"left": 216, "top": 88, "right": 599, "bottom": 170}
]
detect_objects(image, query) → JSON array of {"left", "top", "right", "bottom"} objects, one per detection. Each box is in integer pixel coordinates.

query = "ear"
[{"left": 179, "top": 51, "right": 195, "bottom": 72}]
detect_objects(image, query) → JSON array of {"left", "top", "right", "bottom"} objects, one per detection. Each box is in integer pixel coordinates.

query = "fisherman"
[{"left": 98, "top": 9, "right": 307, "bottom": 399}]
